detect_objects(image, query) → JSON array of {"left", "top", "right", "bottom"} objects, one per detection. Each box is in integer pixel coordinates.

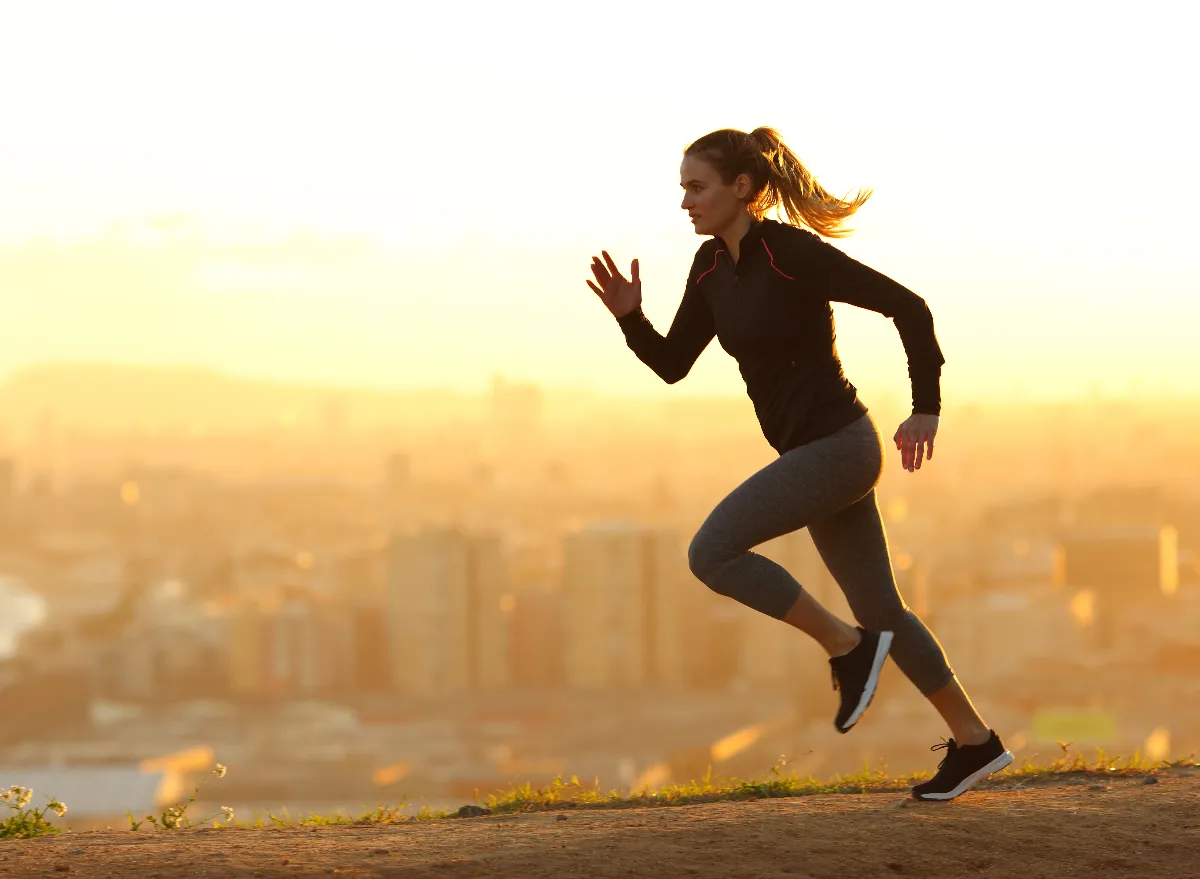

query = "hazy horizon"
[{"left": 4, "top": 358, "right": 1200, "bottom": 406}]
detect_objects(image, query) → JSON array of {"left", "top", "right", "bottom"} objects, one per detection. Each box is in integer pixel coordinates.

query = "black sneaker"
[
  {"left": 829, "top": 628, "right": 893, "bottom": 733},
  {"left": 912, "top": 731, "right": 1014, "bottom": 801}
]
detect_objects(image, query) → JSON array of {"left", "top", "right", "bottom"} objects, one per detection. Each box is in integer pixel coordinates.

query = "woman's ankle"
[
  {"left": 954, "top": 726, "right": 992, "bottom": 747},
  {"left": 826, "top": 624, "right": 862, "bottom": 659}
]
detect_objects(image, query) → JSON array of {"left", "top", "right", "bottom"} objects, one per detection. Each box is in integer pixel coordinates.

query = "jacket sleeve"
[
  {"left": 613, "top": 249, "right": 717, "bottom": 385},
  {"left": 800, "top": 234, "right": 946, "bottom": 416}
]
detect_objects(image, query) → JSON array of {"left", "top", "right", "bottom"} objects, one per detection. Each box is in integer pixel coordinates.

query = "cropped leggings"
[{"left": 687, "top": 411, "right": 955, "bottom": 696}]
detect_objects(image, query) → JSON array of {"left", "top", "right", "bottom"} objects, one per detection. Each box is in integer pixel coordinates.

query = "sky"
[{"left": 1, "top": 0, "right": 1197, "bottom": 407}]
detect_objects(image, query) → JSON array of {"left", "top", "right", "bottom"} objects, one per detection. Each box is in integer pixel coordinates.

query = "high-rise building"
[
  {"left": 560, "top": 521, "right": 704, "bottom": 690},
  {"left": 349, "top": 604, "right": 392, "bottom": 693},
  {"left": 561, "top": 521, "right": 644, "bottom": 690},
  {"left": 386, "top": 527, "right": 509, "bottom": 696},
  {"left": 227, "top": 596, "right": 352, "bottom": 699},
  {"left": 508, "top": 586, "right": 563, "bottom": 688},
  {"left": 1053, "top": 524, "right": 1179, "bottom": 649},
  {"left": 228, "top": 598, "right": 266, "bottom": 697},
  {"left": 1054, "top": 525, "right": 1179, "bottom": 600}
]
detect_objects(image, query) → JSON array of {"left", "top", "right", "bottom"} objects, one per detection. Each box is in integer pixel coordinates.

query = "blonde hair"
[{"left": 684, "top": 127, "right": 872, "bottom": 238}]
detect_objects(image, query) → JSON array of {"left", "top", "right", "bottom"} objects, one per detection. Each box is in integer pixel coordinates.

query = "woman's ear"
[{"left": 735, "top": 172, "right": 753, "bottom": 200}]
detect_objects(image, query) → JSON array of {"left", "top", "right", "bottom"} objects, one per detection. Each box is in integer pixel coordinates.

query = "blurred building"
[
  {"left": 348, "top": 603, "right": 392, "bottom": 694},
  {"left": 1053, "top": 524, "right": 1179, "bottom": 649},
  {"left": 386, "top": 526, "right": 509, "bottom": 696},
  {"left": 508, "top": 585, "right": 563, "bottom": 688},
  {"left": 227, "top": 595, "right": 352, "bottom": 700},
  {"left": 559, "top": 521, "right": 709, "bottom": 690}
]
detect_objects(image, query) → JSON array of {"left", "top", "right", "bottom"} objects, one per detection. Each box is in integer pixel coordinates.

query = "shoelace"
[{"left": 930, "top": 739, "right": 958, "bottom": 771}]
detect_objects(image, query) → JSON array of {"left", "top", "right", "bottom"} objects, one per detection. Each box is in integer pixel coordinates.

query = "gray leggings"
[{"left": 687, "top": 412, "right": 955, "bottom": 696}]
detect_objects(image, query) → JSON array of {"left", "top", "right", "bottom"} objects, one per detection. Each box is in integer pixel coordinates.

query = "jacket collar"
[{"left": 715, "top": 216, "right": 774, "bottom": 255}]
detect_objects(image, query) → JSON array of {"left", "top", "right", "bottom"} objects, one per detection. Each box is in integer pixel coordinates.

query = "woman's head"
[{"left": 680, "top": 127, "right": 873, "bottom": 239}]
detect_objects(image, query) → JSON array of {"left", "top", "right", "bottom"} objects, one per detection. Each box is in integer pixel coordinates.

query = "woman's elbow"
[{"left": 658, "top": 362, "right": 692, "bottom": 385}]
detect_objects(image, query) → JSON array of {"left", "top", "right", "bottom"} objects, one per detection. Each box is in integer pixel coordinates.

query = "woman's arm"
[
  {"left": 614, "top": 257, "right": 716, "bottom": 385},
  {"left": 802, "top": 236, "right": 945, "bottom": 415}
]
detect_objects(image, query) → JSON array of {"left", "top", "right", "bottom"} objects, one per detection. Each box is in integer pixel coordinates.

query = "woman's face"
[{"left": 679, "top": 153, "right": 751, "bottom": 236}]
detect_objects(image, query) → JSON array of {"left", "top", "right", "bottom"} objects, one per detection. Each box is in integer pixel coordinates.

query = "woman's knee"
[
  {"left": 687, "top": 530, "right": 731, "bottom": 586},
  {"left": 687, "top": 531, "right": 715, "bottom": 581}
]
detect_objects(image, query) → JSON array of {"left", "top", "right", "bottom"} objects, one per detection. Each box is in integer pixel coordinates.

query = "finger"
[
  {"left": 602, "top": 251, "right": 627, "bottom": 283},
  {"left": 631, "top": 258, "right": 639, "bottom": 286},
  {"left": 586, "top": 280, "right": 603, "bottom": 297},
  {"left": 914, "top": 438, "right": 925, "bottom": 469},
  {"left": 591, "top": 259, "right": 611, "bottom": 287},
  {"left": 926, "top": 434, "right": 935, "bottom": 460}
]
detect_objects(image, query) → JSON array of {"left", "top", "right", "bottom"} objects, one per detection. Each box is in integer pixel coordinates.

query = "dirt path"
[{"left": 7, "top": 776, "right": 1199, "bottom": 878}]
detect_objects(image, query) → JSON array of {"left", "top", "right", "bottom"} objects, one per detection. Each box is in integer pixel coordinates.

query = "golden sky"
[{"left": 1, "top": 1, "right": 1196, "bottom": 404}]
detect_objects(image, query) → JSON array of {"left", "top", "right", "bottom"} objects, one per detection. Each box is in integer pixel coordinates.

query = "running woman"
[{"left": 586, "top": 127, "right": 1013, "bottom": 801}]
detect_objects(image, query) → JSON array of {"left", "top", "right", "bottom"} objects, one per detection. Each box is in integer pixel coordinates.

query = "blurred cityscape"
[{"left": 2, "top": 363, "right": 1199, "bottom": 828}]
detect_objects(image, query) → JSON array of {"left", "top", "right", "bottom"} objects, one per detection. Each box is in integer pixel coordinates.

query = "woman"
[{"left": 586, "top": 127, "right": 1012, "bottom": 801}]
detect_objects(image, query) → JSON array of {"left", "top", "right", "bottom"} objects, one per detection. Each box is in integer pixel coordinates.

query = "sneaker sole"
[
  {"left": 914, "top": 750, "right": 1015, "bottom": 801},
  {"left": 838, "top": 630, "right": 893, "bottom": 733}
]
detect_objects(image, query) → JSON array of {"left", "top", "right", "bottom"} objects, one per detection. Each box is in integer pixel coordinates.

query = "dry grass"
[{"left": 6, "top": 744, "right": 1196, "bottom": 837}]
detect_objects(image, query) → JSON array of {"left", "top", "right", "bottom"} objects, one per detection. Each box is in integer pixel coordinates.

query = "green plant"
[
  {"left": 127, "top": 763, "right": 234, "bottom": 831},
  {"left": 1, "top": 785, "right": 68, "bottom": 839}
]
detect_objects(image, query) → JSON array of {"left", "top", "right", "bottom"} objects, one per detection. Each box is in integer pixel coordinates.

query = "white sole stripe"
[
  {"left": 917, "top": 750, "right": 1016, "bottom": 801},
  {"left": 840, "top": 630, "right": 893, "bottom": 730}
]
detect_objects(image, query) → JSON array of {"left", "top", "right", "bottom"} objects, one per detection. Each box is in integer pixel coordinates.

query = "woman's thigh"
[{"left": 690, "top": 414, "right": 884, "bottom": 564}]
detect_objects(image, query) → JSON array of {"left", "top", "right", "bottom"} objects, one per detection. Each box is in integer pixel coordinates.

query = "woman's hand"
[
  {"left": 587, "top": 251, "right": 642, "bottom": 319},
  {"left": 894, "top": 413, "right": 939, "bottom": 472}
]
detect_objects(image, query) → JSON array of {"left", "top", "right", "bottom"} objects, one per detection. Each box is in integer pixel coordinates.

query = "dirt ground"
[{"left": 6, "top": 775, "right": 1199, "bottom": 879}]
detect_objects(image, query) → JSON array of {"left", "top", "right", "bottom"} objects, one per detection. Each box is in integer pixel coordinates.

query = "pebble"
[
  {"left": 1089, "top": 784, "right": 1109, "bottom": 792},
  {"left": 1144, "top": 777, "right": 1159, "bottom": 785},
  {"left": 456, "top": 805, "right": 492, "bottom": 818}
]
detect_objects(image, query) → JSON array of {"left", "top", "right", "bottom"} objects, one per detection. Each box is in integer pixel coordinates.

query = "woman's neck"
[{"left": 717, "top": 212, "right": 759, "bottom": 263}]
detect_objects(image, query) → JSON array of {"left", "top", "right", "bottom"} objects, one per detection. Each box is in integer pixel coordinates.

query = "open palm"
[{"left": 586, "top": 250, "right": 642, "bottom": 318}]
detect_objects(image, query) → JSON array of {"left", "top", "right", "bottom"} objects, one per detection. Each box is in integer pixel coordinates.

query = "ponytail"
[{"left": 684, "top": 127, "right": 872, "bottom": 238}]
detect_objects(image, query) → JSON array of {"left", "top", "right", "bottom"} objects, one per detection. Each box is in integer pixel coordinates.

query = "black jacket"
[{"left": 616, "top": 217, "right": 945, "bottom": 455}]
